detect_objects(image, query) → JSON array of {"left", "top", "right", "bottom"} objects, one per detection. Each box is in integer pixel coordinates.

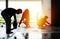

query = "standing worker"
[{"left": 1, "top": 8, "right": 22, "bottom": 34}]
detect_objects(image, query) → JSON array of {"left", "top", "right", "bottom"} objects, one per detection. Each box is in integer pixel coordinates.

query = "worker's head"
[
  {"left": 17, "top": 9, "right": 22, "bottom": 14},
  {"left": 25, "top": 9, "right": 29, "bottom": 11},
  {"left": 23, "top": 9, "right": 29, "bottom": 13},
  {"left": 44, "top": 16, "right": 48, "bottom": 19}
]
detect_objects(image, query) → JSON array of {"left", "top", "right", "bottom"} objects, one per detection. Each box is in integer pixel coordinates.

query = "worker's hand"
[
  {"left": 18, "top": 25, "right": 20, "bottom": 27},
  {"left": 18, "top": 22, "right": 21, "bottom": 27}
]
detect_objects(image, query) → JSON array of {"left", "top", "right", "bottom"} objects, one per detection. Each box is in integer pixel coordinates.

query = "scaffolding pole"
[{"left": 6, "top": 0, "right": 8, "bottom": 8}]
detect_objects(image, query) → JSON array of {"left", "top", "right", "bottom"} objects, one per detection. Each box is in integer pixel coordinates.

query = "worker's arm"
[
  {"left": 14, "top": 14, "right": 17, "bottom": 22},
  {"left": 13, "top": 14, "right": 17, "bottom": 26},
  {"left": 19, "top": 16, "right": 24, "bottom": 25},
  {"left": 46, "top": 21, "right": 50, "bottom": 24},
  {"left": 18, "top": 11, "right": 25, "bottom": 27}
]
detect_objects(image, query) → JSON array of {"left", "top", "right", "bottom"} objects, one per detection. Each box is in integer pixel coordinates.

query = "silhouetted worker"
[
  {"left": 19, "top": 9, "right": 30, "bottom": 28},
  {"left": 1, "top": 8, "right": 22, "bottom": 34},
  {"left": 37, "top": 16, "right": 50, "bottom": 29}
]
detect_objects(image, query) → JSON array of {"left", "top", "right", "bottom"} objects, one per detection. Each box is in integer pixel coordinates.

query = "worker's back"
[{"left": 1, "top": 8, "right": 17, "bottom": 17}]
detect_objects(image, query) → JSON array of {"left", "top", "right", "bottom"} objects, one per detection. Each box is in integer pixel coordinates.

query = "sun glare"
[{"left": 29, "top": 1, "right": 42, "bottom": 26}]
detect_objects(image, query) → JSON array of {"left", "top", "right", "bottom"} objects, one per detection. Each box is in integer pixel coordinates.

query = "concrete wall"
[{"left": 42, "top": 0, "right": 51, "bottom": 23}]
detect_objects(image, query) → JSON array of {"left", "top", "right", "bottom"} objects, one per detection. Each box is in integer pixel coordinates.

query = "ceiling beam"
[{"left": 0, "top": 0, "right": 41, "bottom": 1}]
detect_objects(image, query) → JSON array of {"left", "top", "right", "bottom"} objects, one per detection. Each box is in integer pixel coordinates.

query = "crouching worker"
[
  {"left": 37, "top": 16, "right": 50, "bottom": 29},
  {"left": 18, "top": 9, "right": 30, "bottom": 29}
]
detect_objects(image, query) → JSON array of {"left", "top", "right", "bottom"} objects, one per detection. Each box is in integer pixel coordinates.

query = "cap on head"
[
  {"left": 24, "top": 9, "right": 29, "bottom": 13},
  {"left": 17, "top": 9, "right": 22, "bottom": 14},
  {"left": 44, "top": 16, "right": 48, "bottom": 19}
]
